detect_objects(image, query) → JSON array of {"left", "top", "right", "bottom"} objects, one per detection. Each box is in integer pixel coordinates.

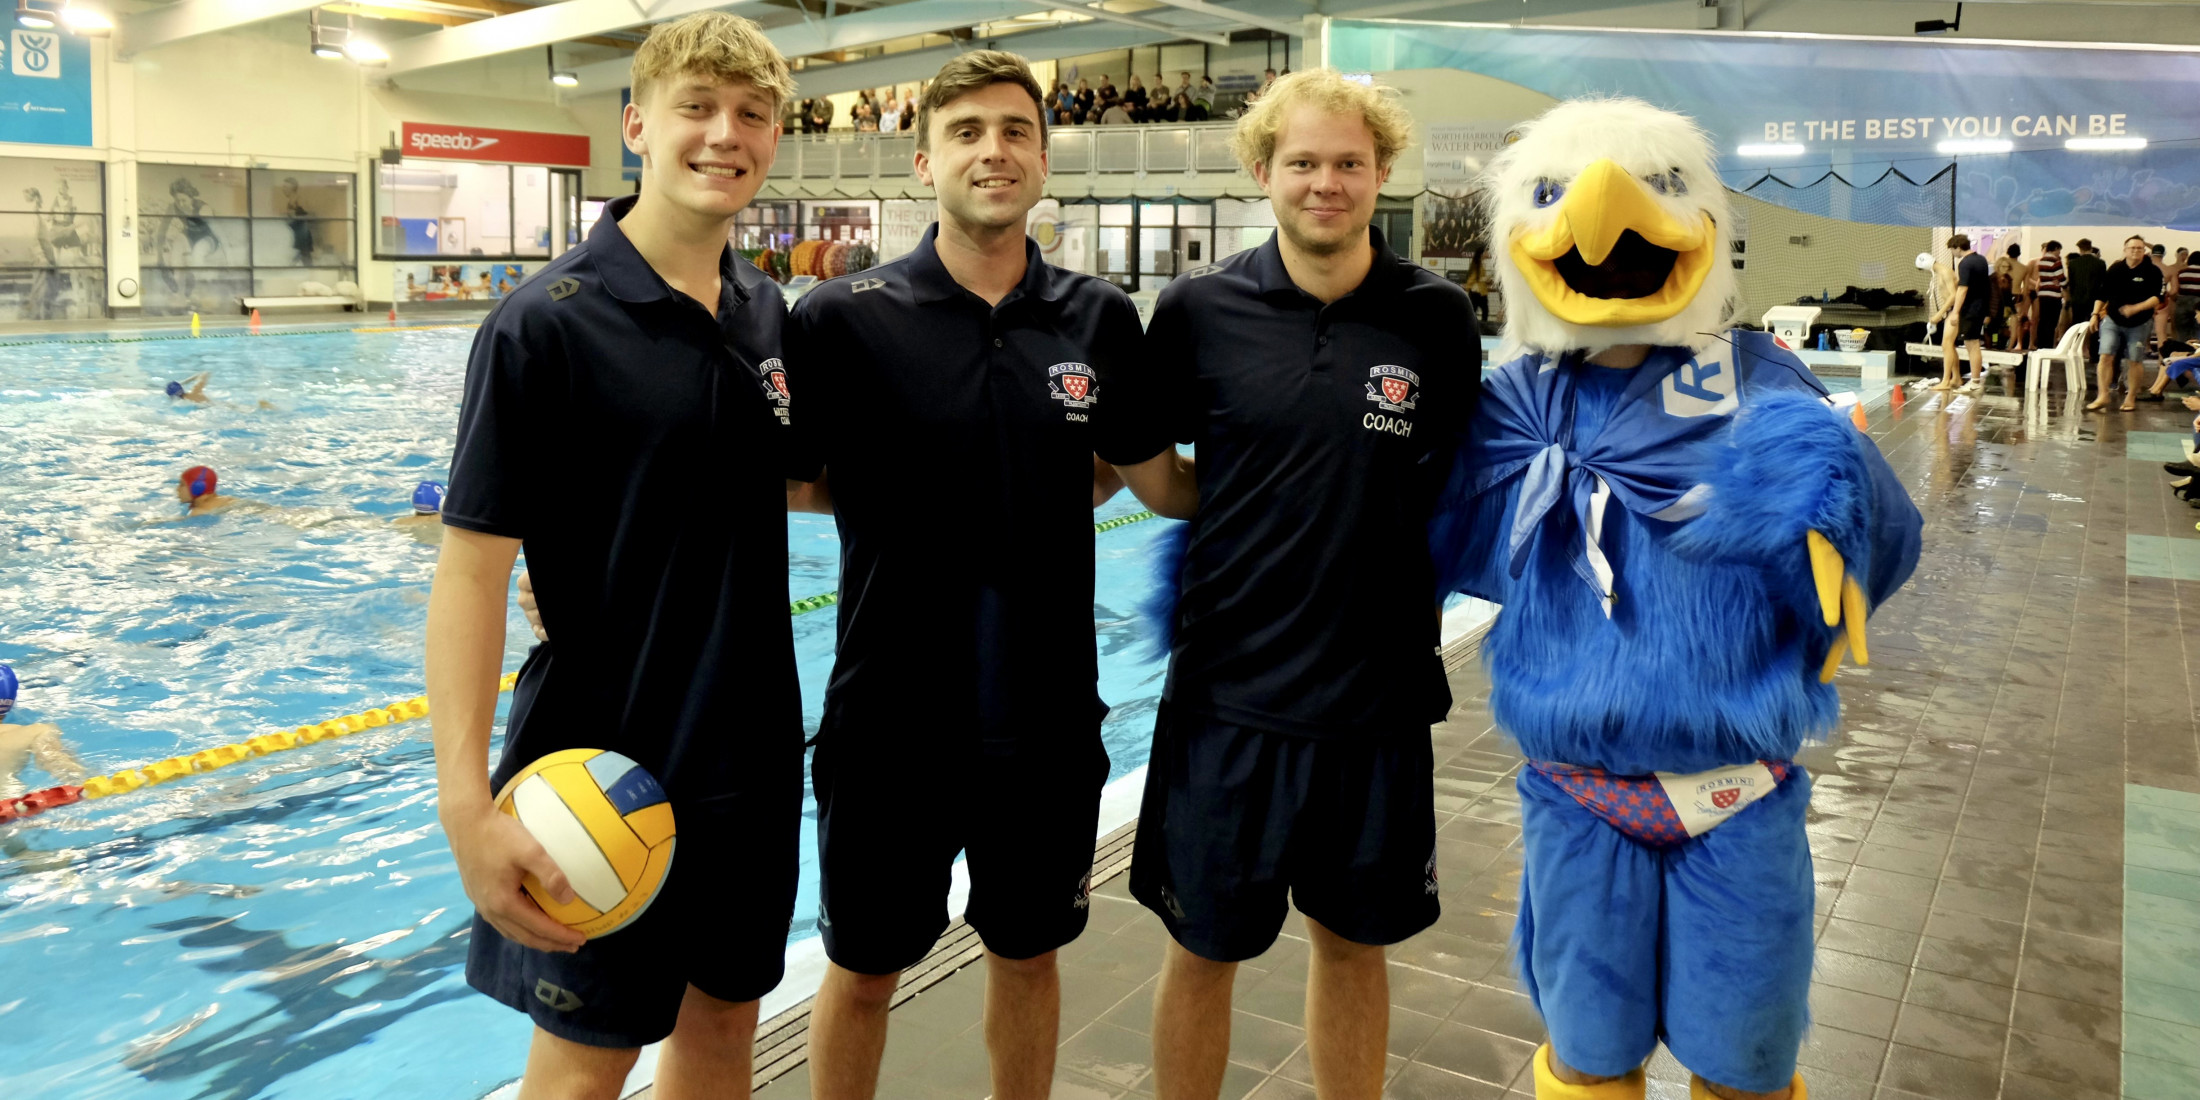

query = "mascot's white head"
[{"left": 1482, "top": 96, "right": 1735, "bottom": 355}]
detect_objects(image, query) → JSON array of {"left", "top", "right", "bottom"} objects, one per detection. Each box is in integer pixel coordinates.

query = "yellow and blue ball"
[{"left": 494, "top": 748, "right": 677, "bottom": 939}]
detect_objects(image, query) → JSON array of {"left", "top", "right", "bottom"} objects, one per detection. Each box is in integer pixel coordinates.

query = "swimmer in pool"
[
  {"left": 391, "top": 480, "right": 446, "bottom": 544},
  {"left": 0, "top": 666, "right": 84, "bottom": 799},
  {"left": 166, "top": 372, "right": 211, "bottom": 403},
  {"left": 172, "top": 465, "right": 239, "bottom": 517}
]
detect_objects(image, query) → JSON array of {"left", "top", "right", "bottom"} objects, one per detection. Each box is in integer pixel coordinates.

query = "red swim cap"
[{"left": 182, "top": 465, "right": 217, "bottom": 499}]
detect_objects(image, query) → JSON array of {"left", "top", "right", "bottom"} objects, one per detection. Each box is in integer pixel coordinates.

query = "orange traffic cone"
[
  {"left": 249, "top": 308, "right": 262, "bottom": 333},
  {"left": 1850, "top": 401, "right": 1869, "bottom": 431},
  {"left": 1890, "top": 384, "right": 1906, "bottom": 411}
]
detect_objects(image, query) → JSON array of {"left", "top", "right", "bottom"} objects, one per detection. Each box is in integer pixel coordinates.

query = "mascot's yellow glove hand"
[{"left": 1808, "top": 529, "right": 1869, "bottom": 683}]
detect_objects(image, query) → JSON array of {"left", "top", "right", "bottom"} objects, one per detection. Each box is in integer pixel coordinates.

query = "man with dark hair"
[
  {"left": 2092, "top": 236, "right": 2164, "bottom": 411},
  {"left": 788, "top": 49, "right": 1152, "bottom": 1100},
  {"left": 1937, "top": 234, "right": 1989, "bottom": 393}
]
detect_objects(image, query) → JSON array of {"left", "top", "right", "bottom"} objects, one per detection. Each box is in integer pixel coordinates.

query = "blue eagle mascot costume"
[{"left": 1432, "top": 98, "right": 1924, "bottom": 1100}]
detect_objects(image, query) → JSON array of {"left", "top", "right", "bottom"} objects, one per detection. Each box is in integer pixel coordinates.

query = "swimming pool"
[{"left": 0, "top": 326, "right": 1175, "bottom": 1099}]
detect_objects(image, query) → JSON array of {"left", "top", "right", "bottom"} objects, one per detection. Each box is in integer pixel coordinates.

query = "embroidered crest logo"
[
  {"left": 850, "top": 277, "right": 887, "bottom": 293},
  {"left": 755, "top": 357, "right": 791, "bottom": 425},
  {"left": 1659, "top": 350, "right": 1738, "bottom": 418},
  {"left": 1048, "top": 362, "right": 1097, "bottom": 418},
  {"left": 534, "top": 980, "right": 584, "bottom": 1012},
  {"left": 1690, "top": 774, "right": 1756, "bottom": 816},
  {"left": 1365, "top": 364, "right": 1420, "bottom": 413},
  {"left": 545, "top": 277, "right": 580, "bottom": 301}
]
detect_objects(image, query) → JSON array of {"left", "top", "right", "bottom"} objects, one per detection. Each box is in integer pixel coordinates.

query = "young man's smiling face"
[
  {"left": 916, "top": 82, "right": 1049, "bottom": 234},
  {"left": 1254, "top": 103, "right": 1390, "bottom": 259},
  {"left": 625, "top": 75, "right": 781, "bottom": 221}
]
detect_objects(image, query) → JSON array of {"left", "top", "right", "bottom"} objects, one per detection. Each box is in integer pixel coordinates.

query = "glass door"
[{"left": 551, "top": 170, "right": 583, "bottom": 257}]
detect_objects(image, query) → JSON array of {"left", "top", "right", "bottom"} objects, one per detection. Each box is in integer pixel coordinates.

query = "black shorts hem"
[
  {"left": 820, "top": 917, "right": 952, "bottom": 977},
  {"left": 1293, "top": 893, "right": 1441, "bottom": 950},
  {"left": 969, "top": 907, "right": 1092, "bottom": 962}
]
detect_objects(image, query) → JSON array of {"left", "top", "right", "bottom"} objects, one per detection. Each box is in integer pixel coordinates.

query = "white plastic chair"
[{"left": 2027, "top": 316, "right": 2092, "bottom": 400}]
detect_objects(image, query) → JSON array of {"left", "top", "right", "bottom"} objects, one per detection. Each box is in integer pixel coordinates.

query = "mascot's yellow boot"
[
  {"left": 1688, "top": 1074, "right": 1808, "bottom": 1100},
  {"left": 1533, "top": 1044, "right": 1645, "bottom": 1100}
]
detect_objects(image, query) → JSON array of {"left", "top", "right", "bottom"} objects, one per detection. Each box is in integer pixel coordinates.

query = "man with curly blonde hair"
[
  {"left": 1098, "top": 69, "right": 1480, "bottom": 1100},
  {"left": 431, "top": 12, "right": 807, "bottom": 1100}
]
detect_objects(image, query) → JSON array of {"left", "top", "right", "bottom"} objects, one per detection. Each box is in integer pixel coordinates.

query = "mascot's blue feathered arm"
[
  {"left": 1667, "top": 387, "right": 1923, "bottom": 676},
  {"left": 1137, "top": 523, "right": 1194, "bottom": 662}
]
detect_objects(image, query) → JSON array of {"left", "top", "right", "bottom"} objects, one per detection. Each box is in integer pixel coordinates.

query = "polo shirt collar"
[
  {"left": 589, "top": 193, "right": 750, "bottom": 308},
  {"left": 906, "top": 222, "right": 1063, "bottom": 306},
  {"left": 1247, "top": 223, "right": 1406, "bottom": 301}
]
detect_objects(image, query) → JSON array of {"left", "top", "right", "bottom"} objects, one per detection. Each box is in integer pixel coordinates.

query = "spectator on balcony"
[
  {"left": 808, "top": 94, "right": 834, "bottom": 133},
  {"left": 1194, "top": 74, "right": 1216, "bottom": 111},
  {"left": 1175, "top": 92, "right": 1207, "bottom": 123},
  {"left": 1100, "top": 94, "right": 1133, "bottom": 125},
  {"left": 1124, "top": 75, "right": 1150, "bottom": 120},
  {"left": 1073, "top": 78, "right": 1095, "bottom": 119},
  {"left": 1175, "top": 71, "right": 1193, "bottom": 103},
  {"left": 898, "top": 92, "right": 917, "bottom": 131},
  {"left": 1096, "top": 73, "right": 1117, "bottom": 102}
]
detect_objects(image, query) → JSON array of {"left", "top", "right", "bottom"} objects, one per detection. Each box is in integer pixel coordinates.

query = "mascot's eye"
[
  {"left": 1644, "top": 169, "right": 1688, "bottom": 196},
  {"left": 1533, "top": 179, "right": 1564, "bottom": 208}
]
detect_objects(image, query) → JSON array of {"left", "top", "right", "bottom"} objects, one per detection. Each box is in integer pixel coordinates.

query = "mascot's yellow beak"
[{"left": 1510, "top": 158, "right": 1717, "bottom": 327}]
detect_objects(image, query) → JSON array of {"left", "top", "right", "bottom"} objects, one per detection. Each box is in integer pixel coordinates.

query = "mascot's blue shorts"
[{"left": 1514, "top": 764, "right": 1815, "bottom": 1094}]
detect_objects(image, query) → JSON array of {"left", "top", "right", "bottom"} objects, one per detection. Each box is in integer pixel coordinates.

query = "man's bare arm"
[
  {"left": 788, "top": 469, "right": 834, "bottom": 515},
  {"left": 29, "top": 726, "right": 83, "bottom": 782},
  {"left": 1093, "top": 455, "right": 1125, "bottom": 508},
  {"left": 1115, "top": 448, "right": 1197, "bottom": 520},
  {"left": 427, "top": 526, "right": 583, "bottom": 953}
]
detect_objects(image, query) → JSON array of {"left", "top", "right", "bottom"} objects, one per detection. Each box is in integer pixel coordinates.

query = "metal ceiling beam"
[
  {"left": 1136, "top": 0, "right": 1301, "bottom": 36},
  {"left": 115, "top": 0, "right": 327, "bottom": 58},
  {"left": 1026, "top": 1, "right": 1231, "bottom": 46},
  {"left": 384, "top": 0, "right": 773, "bottom": 73}
]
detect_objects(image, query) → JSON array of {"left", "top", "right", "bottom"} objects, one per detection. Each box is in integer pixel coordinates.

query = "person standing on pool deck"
[
  {"left": 424, "top": 14, "right": 805, "bottom": 1100},
  {"left": 780, "top": 51, "right": 1162, "bottom": 1100},
  {"left": 1094, "top": 69, "right": 1478, "bottom": 1100}
]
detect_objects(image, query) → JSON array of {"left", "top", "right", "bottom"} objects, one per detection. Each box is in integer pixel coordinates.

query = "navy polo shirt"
[
  {"left": 1095, "top": 228, "right": 1480, "bottom": 739},
  {"left": 784, "top": 223, "right": 1142, "bottom": 749},
  {"left": 444, "top": 193, "right": 803, "bottom": 798}
]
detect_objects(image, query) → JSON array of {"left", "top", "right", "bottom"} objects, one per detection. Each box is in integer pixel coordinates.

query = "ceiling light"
[
  {"left": 2065, "top": 136, "right": 2146, "bottom": 151},
  {"left": 1736, "top": 143, "right": 1805, "bottom": 156},
  {"left": 1937, "top": 138, "right": 2011, "bottom": 154},
  {"left": 15, "top": 0, "right": 54, "bottom": 29},
  {"left": 345, "top": 37, "right": 387, "bottom": 64},
  {"left": 547, "top": 44, "right": 577, "bottom": 87},
  {"left": 59, "top": 4, "right": 108, "bottom": 32}
]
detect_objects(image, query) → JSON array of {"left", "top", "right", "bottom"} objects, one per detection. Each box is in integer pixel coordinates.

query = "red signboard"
[{"left": 401, "top": 122, "right": 589, "bottom": 167}]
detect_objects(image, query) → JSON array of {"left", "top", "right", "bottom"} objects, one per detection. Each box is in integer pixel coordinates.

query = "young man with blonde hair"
[
  {"left": 427, "top": 12, "right": 804, "bottom": 1099},
  {"left": 1098, "top": 69, "right": 1479, "bottom": 1100},
  {"left": 782, "top": 50, "right": 1154, "bottom": 1100}
]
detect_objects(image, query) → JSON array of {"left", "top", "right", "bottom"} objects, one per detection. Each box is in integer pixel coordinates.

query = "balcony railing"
[{"left": 773, "top": 122, "right": 1248, "bottom": 183}]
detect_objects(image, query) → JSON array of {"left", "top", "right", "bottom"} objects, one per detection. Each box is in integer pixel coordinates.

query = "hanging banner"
[
  {"left": 1332, "top": 22, "right": 2200, "bottom": 228},
  {"left": 401, "top": 123, "right": 590, "bottom": 167},
  {"left": 0, "top": 30, "right": 92, "bottom": 146}
]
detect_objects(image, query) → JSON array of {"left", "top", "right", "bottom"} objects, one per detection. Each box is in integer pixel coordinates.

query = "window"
[
  {"left": 0, "top": 157, "right": 105, "bottom": 321},
  {"left": 139, "top": 164, "right": 359, "bottom": 315},
  {"left": 375, "top": 161, "right": 579, "bottom": 260}
]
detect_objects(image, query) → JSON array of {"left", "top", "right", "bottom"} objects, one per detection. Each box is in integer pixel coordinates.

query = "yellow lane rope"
[{"left": 76, "top": 672, "right": 518, "bottom": 800}]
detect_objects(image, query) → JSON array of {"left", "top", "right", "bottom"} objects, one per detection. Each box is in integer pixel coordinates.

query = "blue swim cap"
[
  {"left": 0, "top": 664, "right": 16, "bottom": 719},
  {"left": 412, "top": 480, "right": 447, "bottom": 515},
  {"left": 165, "top": 381, "right": 184, "bottom": 397}
]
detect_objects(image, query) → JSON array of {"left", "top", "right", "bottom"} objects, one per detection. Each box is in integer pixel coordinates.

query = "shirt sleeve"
[
  {"left": 442, "top": 323, "right": 550, "bottom": 539},
  {"left": 781, "top": 294, "right": 829, "bottom": 484},
  {"left": 1092, "top": 289, "right": 1185, "bottom": 467}
]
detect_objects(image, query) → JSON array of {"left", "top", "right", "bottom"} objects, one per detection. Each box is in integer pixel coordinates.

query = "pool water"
[{"left": 0, "top": 327, "right": 1174, "bottom": 1100}]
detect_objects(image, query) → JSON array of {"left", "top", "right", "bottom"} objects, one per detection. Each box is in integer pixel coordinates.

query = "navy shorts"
[
  {"left": 1957, "top": 308, "right": 1987, "bottom": 341},
  {"left": 813, "top": 727, "right": 1109, "bottom": 975},
  {"left": 464, "top": 741, "right": 803, "bottom": 1049},
  {"left": 1129, "top": 706, "right": 1439, "bottom": 962}
]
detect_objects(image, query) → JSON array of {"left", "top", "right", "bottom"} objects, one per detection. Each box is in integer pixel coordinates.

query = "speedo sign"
[{"left": 401, "top": 123, "right": 589, "bottom": 167}]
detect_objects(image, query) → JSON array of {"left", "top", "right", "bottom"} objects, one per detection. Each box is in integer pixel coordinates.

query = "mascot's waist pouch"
[{"left": 1526, "top": 759, "right": 1793, "bottom": 846}]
